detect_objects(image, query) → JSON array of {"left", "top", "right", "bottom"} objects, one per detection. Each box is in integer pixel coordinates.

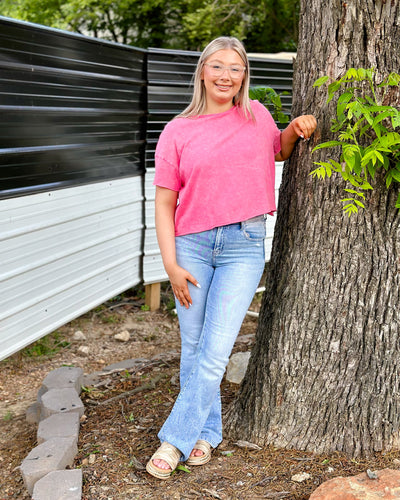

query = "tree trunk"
[{"left": 226, "top": 0, "right": 400, "bottom": 457}]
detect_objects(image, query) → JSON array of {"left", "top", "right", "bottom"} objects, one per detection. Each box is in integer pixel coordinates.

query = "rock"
[
  {"left": 234, "top": 440, "right": 262, "bottom": 450},
  {"left": 291, "top": 472, "right": 311, "bottom": 482},
  {"left": 170, "top": 373, "right": 179, "bottom": 386},
  {"left": 114, "top": 330, "right": 131, "bottom": 342},
  {"left": 393, "top": 458, "right": 400, "bottom": 466},
  {"left": 235, "top": 334, "right": 255, "bottom": 344},
  {"left": 102, "top": 358, "right": 148, "bottom": 372},
  {"left": 226, "top": 351, "right": 251, "bottom": 384},
  {"left": 309, "top": 468, "right": 400, "bottom": 499},
  {"left": 26, "top": 402, "right": 41, "bottom": 424},
  {"left": 72, "top": 330, "right": 86, "bottom": 341},
  {"left": 366, "top": 469, "right": 378, "bottom": 480},
  {"left": 77, "top": 345, "right": 90, "bottom": 356}
]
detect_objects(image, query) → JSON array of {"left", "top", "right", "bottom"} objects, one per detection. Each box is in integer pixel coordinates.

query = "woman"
[{"left": 146, "top": 36, "right": 317, "bottom": 479}]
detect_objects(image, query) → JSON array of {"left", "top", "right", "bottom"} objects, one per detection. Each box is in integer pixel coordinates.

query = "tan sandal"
[
  {"left": 146, "top": 442, "right": 181, "bottom": 479},
  {"left": 186, "top": 439, "right": 212, "bottom": 466}
]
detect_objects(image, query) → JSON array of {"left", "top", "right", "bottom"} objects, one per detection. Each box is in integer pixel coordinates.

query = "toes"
[
  {"left": 153, "top": 458, "right": 171, "bottom": 470},
  {"left": 190, "top": 448, "right": 204, "bottom": 458}
]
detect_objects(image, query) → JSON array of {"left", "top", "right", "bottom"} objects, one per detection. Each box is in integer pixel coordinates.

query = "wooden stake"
[{"left": 145, "top": 283, "right": 161, "bottom": 311}]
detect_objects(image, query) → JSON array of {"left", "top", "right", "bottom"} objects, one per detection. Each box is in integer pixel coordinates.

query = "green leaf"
[
  {"left": 372, "top": 109, "right": 394, "bottom": 131},
  {"left": 344, "top": 68, "right": 359, "bottom": 81},
  {"left": 337, "top": 90, "right": 354, "bottom": 120},
  {"left": 374, "top": 150, "right": 384, "bottom": 163},
  {"left": 382, "top": 155, "right": 390, "bottom": 172},
  {"left": 357, "top": 68, "right": 367, "bottom": 80},
  {"left": 310, "top": 165, "right": 326, "bottom": 179},
  {"left": 342, "top": 202, "right": 359, "bottom": 216},
  {"left": 329, "top": 159, "right": 343, "bottom": 171},
  {"left": 327, "top": 81, "right": 341, "bottom": 102},
  {"left": 379, "top": 72, "right": 400, "bottom": 87},
  {"left": 366, "top": 162, "right": 376, "bottom": 179},
  {"left": 348, "top": 175, "right": 362, "bottom": 188},
  {"left": 344, "top": 189, "right": 365, "bottom": 199},
  {"left": 175, "top": 464, "right": 191, "bottom": 473},
  {"left": 314, "top": 161, "right": 332, "bottom": 177},
  {"left": 343, "top": 144, "right": 361, "bottom": 171},
  {"left": 391, "top": 110, "right": 400, "bottom": 129},
  {"left": 390, "top": 169, "right": 400, "bottom": 183},
  {"left": 361, "top": 150, "right": 382, "bottom": 168},
  {"left": 395, "top": 193, "right": 400, "bottom": 209},
  {"left": 388, "top": 73, "right": 400, "bottom": 85},
  {"left": 354, "top": 199, "right": 365, "bottom": 208},
  {"left": 312, "top": 141, "right": 343, "bottom": 152},
  {"left": 313, "top": 75, "right": 329, "bottom": 88}
]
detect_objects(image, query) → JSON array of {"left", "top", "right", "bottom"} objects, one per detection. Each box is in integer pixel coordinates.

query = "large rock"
[
  {"left": 226, "top": 352, "right": 251, "bottom": 384},
  {"left": 309, "top": 468, "right": 400, "bottom": 499}
]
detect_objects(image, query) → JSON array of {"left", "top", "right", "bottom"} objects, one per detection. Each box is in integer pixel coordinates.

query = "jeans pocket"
[{"left": 241, "top": 215, "right": 266, "bottom": 241}]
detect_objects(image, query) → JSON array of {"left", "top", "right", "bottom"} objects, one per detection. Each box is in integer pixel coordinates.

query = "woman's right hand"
[{"left": 167, "top": 264, "right": 200, "bottom": 309}]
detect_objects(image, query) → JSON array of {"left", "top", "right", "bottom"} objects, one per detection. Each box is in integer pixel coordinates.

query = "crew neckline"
[{"left": 196, "top": 105, "right": 238, "bottom": 119}]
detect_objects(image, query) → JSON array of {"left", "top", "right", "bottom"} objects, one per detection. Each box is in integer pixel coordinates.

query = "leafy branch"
[
  {"left": 249, "top": 86, "right": 290, "bottom": 125},
  {"left": 310, "top": 68, "right": 400, "bottom": 216}
]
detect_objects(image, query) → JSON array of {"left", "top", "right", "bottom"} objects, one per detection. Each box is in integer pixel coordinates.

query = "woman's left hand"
[{"left": 291, "top": 115, "right": 317, "bottom": 140}]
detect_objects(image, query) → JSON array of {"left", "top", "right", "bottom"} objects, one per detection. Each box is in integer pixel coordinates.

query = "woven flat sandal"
[
  {"left": 186, "top": 439, "right": 212, "bottom": 466},
  {"left": 146, "top": 442, "right": 181, "bottom": 479}
]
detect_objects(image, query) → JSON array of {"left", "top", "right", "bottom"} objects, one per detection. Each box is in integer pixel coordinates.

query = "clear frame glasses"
[{"left": 204, "top": 62, "right": 246, "bottom": 79}]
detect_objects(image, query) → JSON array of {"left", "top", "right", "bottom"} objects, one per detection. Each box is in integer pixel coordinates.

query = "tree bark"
[{"left": 227, "top": 0, "right": 400, "bottom": 457}]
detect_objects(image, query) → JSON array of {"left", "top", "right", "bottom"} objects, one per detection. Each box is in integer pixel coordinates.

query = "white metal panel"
[
  {"left": 264, "top": 161, "right": 284, "bottom": 260},
  {"left": 142, "top": 162, "right": 285, "bottom": 283},
  {"left": 0, "top": 177, "right": 143, "bottom": 360},
  {"left": 143, "top": 168, "right": 165, "bottom": 284}
]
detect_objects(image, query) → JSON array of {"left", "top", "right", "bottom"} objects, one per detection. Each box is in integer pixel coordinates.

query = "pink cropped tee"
[{"left": 154, "top": 99, "right": 282, "bottom": 236}]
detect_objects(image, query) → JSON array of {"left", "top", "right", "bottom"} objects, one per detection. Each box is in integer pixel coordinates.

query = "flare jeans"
[{"left": 157, "top": 215, "right": 266, "bottom": 461}]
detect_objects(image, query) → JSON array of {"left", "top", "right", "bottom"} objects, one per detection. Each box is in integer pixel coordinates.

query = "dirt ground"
[{"left": 1, "top": 283, "right": 399, "bottom": 500}]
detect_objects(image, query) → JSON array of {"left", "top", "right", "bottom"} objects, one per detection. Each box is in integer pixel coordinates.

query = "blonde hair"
[{"left": 178, "top": 36, "right": 253, "bottom": 120}]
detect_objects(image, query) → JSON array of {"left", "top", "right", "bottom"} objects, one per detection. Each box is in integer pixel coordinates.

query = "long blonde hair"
[{"left": 178, "top": 36, "right": 253, "bottom": 119}]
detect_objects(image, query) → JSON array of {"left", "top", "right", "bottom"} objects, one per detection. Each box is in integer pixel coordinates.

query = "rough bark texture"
[{"left": 227, "top": 0, "right": 400, "bottom": 457}]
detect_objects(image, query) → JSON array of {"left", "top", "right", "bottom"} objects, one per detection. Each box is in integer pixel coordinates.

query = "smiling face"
[{"left": 201, "top": 49, "right": 246, "bottom": 114}]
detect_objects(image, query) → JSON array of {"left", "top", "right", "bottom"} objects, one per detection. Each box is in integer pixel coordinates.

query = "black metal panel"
[
  {"left": 0, "top": 18, "right": 293, "bottom": 198},
  {"left": 0, "top": 17, "right": 147, "bottom": 199},
  {"left": 145, "top": 48, "right": 294, "bottom": 170}
]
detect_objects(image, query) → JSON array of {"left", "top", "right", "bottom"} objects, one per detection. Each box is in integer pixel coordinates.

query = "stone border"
[
  {"left": 23, "top": 367, "right": 84, "bottom": 499},
  {"left": 19, "top": 348, "right": 252, "bottom": 498}
]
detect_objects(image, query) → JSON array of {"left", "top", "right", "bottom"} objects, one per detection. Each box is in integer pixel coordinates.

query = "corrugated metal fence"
[
  {"left": 0, "top": 17, "right": 293, "bottom": 360},
  {"left": 0, "top": 16, "right": 147, "bottom": 197}
]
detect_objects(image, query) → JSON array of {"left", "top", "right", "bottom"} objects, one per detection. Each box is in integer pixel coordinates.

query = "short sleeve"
[
  {"left": 251, "top": 100, "right": 282, "bottom": 156},
  {"left": 153, "top": 121, "right": 182, "bottom": 192},
  {"left": 273, "top": 127, "right": 282, "bottom": 156}
]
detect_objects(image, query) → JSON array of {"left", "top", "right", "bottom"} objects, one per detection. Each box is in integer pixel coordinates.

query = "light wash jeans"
[{"left": 157, "top": 216, "right": 266, "bottom": 461}]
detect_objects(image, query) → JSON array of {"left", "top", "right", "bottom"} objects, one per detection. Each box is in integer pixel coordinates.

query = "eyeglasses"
[{"left": 204, "top": 63, "right": 246, "bottom": 79}]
